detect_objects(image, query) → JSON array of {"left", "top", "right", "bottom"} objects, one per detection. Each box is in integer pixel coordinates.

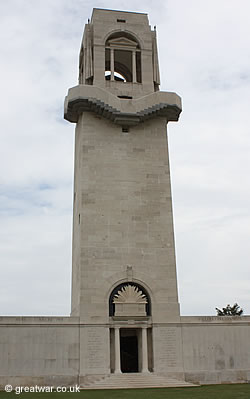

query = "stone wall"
[
  {"left": 0, "top": 317, "right": 79, "bottom": 387},
  {"left": 153, "top": 325, "right": 184, "bottom": 376},
  {"left": 1, "top": 316, "right": 250, "bottom": 386},
  {"left": 73, "top": 111, "right": 180, "bottom": 324},
  {"left": 181, "top": 316, "right": 250, "bottom": 384}
]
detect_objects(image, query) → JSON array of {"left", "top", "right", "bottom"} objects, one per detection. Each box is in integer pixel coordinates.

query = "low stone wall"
[
  {"left": 181, "top": 316, "right": 250, "bottom": 384},
  {"left": 0, "top": 317, "right": 79, "bottom": 388},
  {"left": 1, "top": 315, "right": 250, "bottom": 387}
]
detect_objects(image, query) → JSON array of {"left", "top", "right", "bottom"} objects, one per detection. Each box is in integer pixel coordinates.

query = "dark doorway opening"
[{"left": 120, "top": 331, "right": 138, "bottom": 373}]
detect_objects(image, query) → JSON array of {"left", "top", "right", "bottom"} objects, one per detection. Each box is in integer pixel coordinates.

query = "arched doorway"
[{"left": 109, "top": 282, "right": 153, "bottom": 374}]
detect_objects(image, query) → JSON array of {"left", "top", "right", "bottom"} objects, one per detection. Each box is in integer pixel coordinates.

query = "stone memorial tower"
[
  {"left": 64, "top": 8, "right": 183, "bottom": 380},
  {"left": 1, "top": 8, "right": 249, "bottom": 390}
]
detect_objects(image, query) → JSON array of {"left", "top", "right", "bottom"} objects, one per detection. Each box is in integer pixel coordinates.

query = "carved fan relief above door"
[{"left": 112, "top": 284, "right": 148, "bottom": 317}]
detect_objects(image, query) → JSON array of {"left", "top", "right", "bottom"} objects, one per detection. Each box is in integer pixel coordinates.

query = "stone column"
[
  {"left": 110, "top": 48, "right": 115, "bottom": 81},
  {"left": 141, "top": 327, "right": 149, "bottom": 373},
  {"left": 132, "top": 50, "right": 137, "bottom": 83},
  {"left": 114, "top": 327, "right": 121, "bottom": 373}
]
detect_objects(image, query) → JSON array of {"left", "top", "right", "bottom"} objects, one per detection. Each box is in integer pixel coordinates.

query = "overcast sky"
[{"left": 0, "top": 0, "right": 249, "bottom": 316}]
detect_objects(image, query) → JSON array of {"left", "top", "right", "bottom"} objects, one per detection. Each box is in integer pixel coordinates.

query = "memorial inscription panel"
[
  {"left": 80, "top": 326, "right": 110, "bottom": 374},
  {"left": 86, "top": 327, "right": 105, "bottom": 369},
  {"left": 154, "top": 327, "right": 181, "bottom": 371}
]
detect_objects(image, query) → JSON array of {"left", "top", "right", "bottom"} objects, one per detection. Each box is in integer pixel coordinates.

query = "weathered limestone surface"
[
  {"left": 79, "top": 326, "right": 110, "bottom": 376},
  {"left": 153, "top": 325, "right": 184, "bottom": 375},
  {"left": 0, "top": 8, "right": 250, "bottom": 388},
  {"left": 64, "top": 85, "right": 181, "bottom": 124},
  {"left": 181, "top": 316, "right": 250, "bottom": 384},
  {"left": 0, "top": 317, "right": 79, "bottom": 386},
  {"left": 72, "top": 112, "right": 180, "bottom": 325},
  {"left": 1, "top": 317, "right": 250, "bottom": 386},
  {"left": 86, "top": 9, "right": 158, "bottom": 97}
]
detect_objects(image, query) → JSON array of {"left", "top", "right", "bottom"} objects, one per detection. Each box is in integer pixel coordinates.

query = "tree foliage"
[{"left": 215, "top": 303, "right": 243, "bottom": 316}]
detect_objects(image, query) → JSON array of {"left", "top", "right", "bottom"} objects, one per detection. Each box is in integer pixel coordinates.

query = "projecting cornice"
[{"left": 64, "top": 85, "right": 182, "bottom": 126}]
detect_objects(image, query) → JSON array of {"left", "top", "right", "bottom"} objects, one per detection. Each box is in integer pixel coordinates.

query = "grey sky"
[{"left": 0, "top": 0, "right": 249, "bottom": 316}]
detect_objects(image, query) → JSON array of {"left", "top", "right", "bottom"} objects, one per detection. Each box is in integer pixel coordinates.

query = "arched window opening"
[
  {"left": 109, "top": 282, "right": 151, "bottom": 317},
  {"left": 105, "top": 33, "right": 142, "bottom": 83}
]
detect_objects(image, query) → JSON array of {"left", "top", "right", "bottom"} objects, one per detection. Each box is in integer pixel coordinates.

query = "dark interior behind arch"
[{"left": 109, "top": 282, "right": 151, "bottom": 316}]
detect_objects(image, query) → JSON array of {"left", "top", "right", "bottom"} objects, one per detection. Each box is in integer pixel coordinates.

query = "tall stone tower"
[
  {"left": 65, "top": 8, "right": 183, "bottom": 379},
  {"left": 1, "top": 8, "right": 249, "bottom": 390}
]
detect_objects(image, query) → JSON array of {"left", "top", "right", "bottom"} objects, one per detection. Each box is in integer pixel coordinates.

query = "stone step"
[{"left": 82, "top": 373, "right": 197, "bottom": 390}]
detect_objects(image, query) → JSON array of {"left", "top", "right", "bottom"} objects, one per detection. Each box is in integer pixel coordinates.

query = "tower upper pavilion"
[
  {"left": 79, "top": 8, "right": 160, "bottom": 96},
  {"left": 64, "top": 8, "right": 181, "bottom": 127}
]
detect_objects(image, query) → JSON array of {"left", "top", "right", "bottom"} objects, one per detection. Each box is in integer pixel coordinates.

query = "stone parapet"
[
  {"left": 181, "top": 315, "right": 250, "bottom": 325},
  {"left": 64, "top": 85, "right": 181, "bottom": 125},
  {"left": 0, "top": 316, "right": 79, "bottom": 325}
]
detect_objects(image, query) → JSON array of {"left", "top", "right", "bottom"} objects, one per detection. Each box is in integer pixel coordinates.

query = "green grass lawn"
[{"left": 1, "top": 385, "right": 250, "bottom": 399}]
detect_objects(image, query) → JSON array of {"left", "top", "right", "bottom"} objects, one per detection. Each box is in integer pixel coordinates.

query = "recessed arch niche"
[{"left": 109, "top": 282, "right": 151, "bottom": 317}]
